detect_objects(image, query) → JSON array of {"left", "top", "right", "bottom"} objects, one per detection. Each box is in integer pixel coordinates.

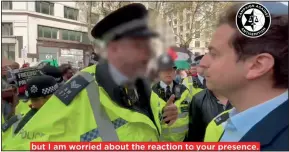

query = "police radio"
[{"left": 174, "top": 85, "right": 182, "bottom": 100}]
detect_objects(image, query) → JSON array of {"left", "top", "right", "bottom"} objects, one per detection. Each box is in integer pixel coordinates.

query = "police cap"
[
  {"left": 158, "top": 54, "right": 176, "bottom": 71},
  {"left": 25, "top": 75, "right": 58, "bottom": 98},
  {"left": 40, "top": 65, "right": 63, "bottom": 84},
  {"left": 192, "top": 55, "right": 204, "bottom": 66},
  {"left": 91, "top": 3, "right": 158, "bottom": 43}
]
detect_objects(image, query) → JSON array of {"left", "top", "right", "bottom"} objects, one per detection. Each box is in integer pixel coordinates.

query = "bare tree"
[
  {"left": 153, "top": 2, "right": 231, "bottom": 48},
  {"left": 203, "top": 2, "right": 233, "bottom": 45},
  {"left": 77, "top": 2, "right": 132, "bottom": 51}
]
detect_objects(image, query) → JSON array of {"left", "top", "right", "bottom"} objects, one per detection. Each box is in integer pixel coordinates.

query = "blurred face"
[
  {"left": 65, "top": 69, "right": 74, "bottom": 80},
  {"left": 189, "top": 66, "right": 197, "bottom": 75},
  {"left": 109, "top": 37, "right": 153, "bottom": 78},
  {"left": 159, "top": 68, "right": 176, "bottom": 84},
  {"left": 31, "top": 95, "right": 52, "bottom": 109},
  {"left": 179, "top": 70, "right": 187, "bottom": 78},
  {"left": 201, "top": 24, "right": 247, "bottom": 94}
]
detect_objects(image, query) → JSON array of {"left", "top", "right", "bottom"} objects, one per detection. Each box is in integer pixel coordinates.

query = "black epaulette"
[
  {"left": 214, "top": 112, "right": 230, "bottom": 126},
  {"left": 192, "top": 77, "right": 202, "bottom": 88},
  {"left": 2, "top": 115, "right": 22, "bottom": 132},
  {"left": 54, "top": 72, "right": 95, "bottom": 106}
]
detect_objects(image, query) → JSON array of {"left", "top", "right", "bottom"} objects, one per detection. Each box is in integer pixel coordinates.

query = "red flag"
[{"left": 168, "top": 48, "right": 178, "bottom": 61}]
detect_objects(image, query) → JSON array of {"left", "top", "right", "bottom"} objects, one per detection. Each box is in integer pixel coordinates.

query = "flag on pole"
[{"left": 168, "top": 48, "right": 178, "bottom": 61}]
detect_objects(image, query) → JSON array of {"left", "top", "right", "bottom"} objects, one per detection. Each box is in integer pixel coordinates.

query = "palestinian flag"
[
  {"left": 168, "top": 48, "right": 178, "bottom": 61},
  {"left": 169, "top": 47, "right": 195, "bottom": 70}
]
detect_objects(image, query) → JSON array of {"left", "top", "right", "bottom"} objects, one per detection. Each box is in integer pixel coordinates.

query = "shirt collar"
[
  {"left": 197, "top": 74, "right": 204, "bottom": 84},
  {"left": 108, "top": 63, "right": 129, "bottom": 86},
  {"left": 227, "top": 90, "right": 288, "bottom": 132},
  {"left": 160, "top": 81, "right": 173, "bottom": 91}
]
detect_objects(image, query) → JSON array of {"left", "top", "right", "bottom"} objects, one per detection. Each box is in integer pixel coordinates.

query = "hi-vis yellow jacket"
[
  {"left": 182, "top": 76, "right": 203, "bottom": 98},
  {"left": 15, "top": 99, "right": 31, "bottom": 115},
  {"left": 4, "top": 64, "right": 162, "bottom": 150},
  {"left": 2, "top": 114, "right": 23, "bottom": 147},
  {"left": 152, "top": 82, "right": 190, "bottom": 141},
  {"left": 204, "top": 110, "right": 231, "bottom": 142}
]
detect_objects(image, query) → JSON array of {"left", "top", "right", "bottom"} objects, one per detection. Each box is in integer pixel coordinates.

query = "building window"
[
  {"left": 205, "top": 42, "right": 209, "bottom": 47},
  {"left": 90, "top": 13, "right": 99, "bottom": 24},
  {"left": 38, "top": 26, "right": 58, "bottom": 39},
  {"left": 168, "top": 21, "right": 172, "bottom": 26},
  {"left": 195, "top": 21, "right": 200, "bottom": 29},
  {"left": 64, "top": 6, "right": 79, "bottom": 20},
  {"left": 61, "top": 30, "right": 81, "bottom": 42},
  {"left": 2, "top": 44, "right": 15, "bottom": 61},
  {"left": 205, "top": 31, "right": 209, "bottom": 37},
  {"left": 195, "top": 41, "right": 200, "bottom": 48},
  {"left": 186, "top": 33, "right": 190, "bottom": 40},
  {"left": 186, "top": 23, "right": 190, "bottom": 30},
  {"left": 173, "top": 19, "right": 177, "bottom": 25},
  {"left": 179, "top": 15, "right": 183, "bottom": 22},
  {"left": 2, "top": 1, "right": 12, "bottom": 10},
  {"left": 2, "top": 23, "right": 13, "bottom": 36},
  {"left": 36, "top": 1, "right": 54, "bottom": 15},
  {"left": 180, "top": 25, "right": 183, "bottom": 32},
  {"left": 206, "top": 20, "right": 210, "bottom": 27},
  {"left": 173, "top": 28, "right": 177, "bottom": 33},
  {"left": 195, "top": 31, "right": 200, "bottom": 38}
]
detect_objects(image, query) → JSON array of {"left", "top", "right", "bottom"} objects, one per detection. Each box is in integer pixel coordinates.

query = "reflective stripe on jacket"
[{"left": 15, "top": 99, "right": 31, "bottom": 115}]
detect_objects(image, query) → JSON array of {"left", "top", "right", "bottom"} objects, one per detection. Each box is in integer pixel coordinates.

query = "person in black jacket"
[
  {"left": 185, "top": 89, "right": 232, "bottom": 141},
  {"left": 184, "top": 57, "right": 232, "bottom": 141}
]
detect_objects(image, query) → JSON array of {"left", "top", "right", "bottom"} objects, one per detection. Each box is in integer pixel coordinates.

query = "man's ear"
[{"left": 245, "top": 53, "right": 274, "bottom": 80}]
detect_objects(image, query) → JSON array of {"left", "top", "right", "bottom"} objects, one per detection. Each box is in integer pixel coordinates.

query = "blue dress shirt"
[{"left": 220, "top": 90, "right": 288, "bottom": 142}]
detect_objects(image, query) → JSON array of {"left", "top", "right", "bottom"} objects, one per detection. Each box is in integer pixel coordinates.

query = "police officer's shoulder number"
[
  {"left": 2, "top": 115, "right": 20, "bottom": 132},
  {"left": 54, "top": 72, "right": 95, "bottom": 106},
  {"left": 214, "top": 112, "right": 230, "bottom": 126}
]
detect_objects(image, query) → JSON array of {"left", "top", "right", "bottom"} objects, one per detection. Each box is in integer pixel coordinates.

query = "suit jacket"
[{"left": 240, "top": 100, "right": 288, "bottom": 151}]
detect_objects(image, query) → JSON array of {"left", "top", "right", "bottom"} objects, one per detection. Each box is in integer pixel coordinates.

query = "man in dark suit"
[{"left": 201, "top": 2, "right": 288, "bottom": 151}]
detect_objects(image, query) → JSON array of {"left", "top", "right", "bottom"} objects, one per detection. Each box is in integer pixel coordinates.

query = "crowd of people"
[{"left": 1, "top": 2, "right": 288, "bottom": 151}]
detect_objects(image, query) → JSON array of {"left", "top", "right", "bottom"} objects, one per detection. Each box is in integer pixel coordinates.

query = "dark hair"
[
  {"left": 218, "top": 3, "right": 288, "bottom": 88},
  {"left": 59, "top": 64, "right": 72, "bottom": 75}
]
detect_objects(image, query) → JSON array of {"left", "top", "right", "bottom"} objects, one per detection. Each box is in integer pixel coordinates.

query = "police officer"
[
  {"left": 182, "top": 56, "right": 206, "bottom": 98},
  {"left": 15, "top": 65, "right": 63, "bottom": 116},
  {"left": 40, "top": 64, "right": 65, "bottom": 86},
  {"left": 152, "top": 54, "right": 191, "bottom": 141},
  {"left": 2, "top": 75, "right": 58, "bottom": 149},
  {"left": 88, "top": 52, "right": 100, "bottom": 66},
  {"left": 6, "top": 4, "right": 178, "bottom": 149}
]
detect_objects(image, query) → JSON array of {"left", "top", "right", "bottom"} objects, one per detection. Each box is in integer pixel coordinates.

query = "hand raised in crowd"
[{"left": 162, "top": 94, "right": 178, "bottom": 126}]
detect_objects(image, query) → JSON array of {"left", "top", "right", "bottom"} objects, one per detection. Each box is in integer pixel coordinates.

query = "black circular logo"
[{"left": 236, "top": 3, "right": 271, "bottom": 38}]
